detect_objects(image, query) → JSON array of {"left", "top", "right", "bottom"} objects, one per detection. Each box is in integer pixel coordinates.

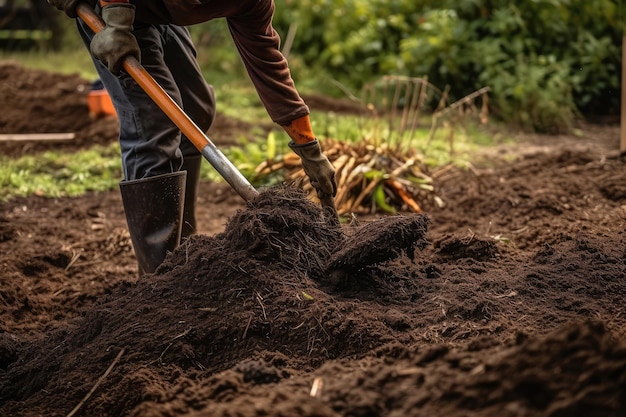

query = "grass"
[
  {"left": 311, "top": 110, "right": 509, "bottom": 166},
  {"left": 0, "top": 143, "right": 122, "bottom": 201}
]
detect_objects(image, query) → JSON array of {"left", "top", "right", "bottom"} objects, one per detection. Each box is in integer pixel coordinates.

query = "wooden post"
[
  {"left": 0, "top": 133, "right": 75, "bottom": 141},
  {"left": 622, "top": 33, "right": 626, "bottom": 153}
]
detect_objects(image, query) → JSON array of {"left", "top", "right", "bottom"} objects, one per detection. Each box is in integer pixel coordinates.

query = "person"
[{"left": 47, "top": 0, "right": 337, "bottom": 275}]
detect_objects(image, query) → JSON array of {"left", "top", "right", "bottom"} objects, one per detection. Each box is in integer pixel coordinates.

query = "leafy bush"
[{"left": 273, "top": 0, "right": 623, "bottom": 132}]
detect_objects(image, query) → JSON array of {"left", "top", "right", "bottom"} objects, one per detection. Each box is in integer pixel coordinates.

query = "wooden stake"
[
  {"left": 0, "top": 133, "right": 75, "bottom": 142},
  {"left": 621, "top": 33, "right": 626, "bottom": 153}
]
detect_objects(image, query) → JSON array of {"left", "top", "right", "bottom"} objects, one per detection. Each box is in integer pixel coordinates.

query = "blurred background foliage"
[
  {"left": 1, "top": 0, "right": 623, "bottom": 201},
  {"left": 271, "top": 0, "right": 624, "bottom": 133},
  {"left": 1, "top": 0, "right": 624, "bottom": 134}
]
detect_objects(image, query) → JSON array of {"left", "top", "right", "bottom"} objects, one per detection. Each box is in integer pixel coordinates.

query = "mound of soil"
[{"left": 1, "top": 63, "right": 625, "bottom": 417}]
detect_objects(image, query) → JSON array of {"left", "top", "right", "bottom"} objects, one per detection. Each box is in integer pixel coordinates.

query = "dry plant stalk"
[
  {"left": 255, "top": 76, "right": 490, "bottom": 215},
  {"left": 427, "top": 86, "right": 492, "bottom": 148},
  {"left": 361, "top": 75, "right": 442, "bottom": 146},
  {"left": 66, "top": 348, "right": 125, "bottom": 417},
  {"left": 362, "top": 75, "right": 491, "bottom": 154},
  {"left": 255, "top": 138, "right": 436, "bottom": 216}
]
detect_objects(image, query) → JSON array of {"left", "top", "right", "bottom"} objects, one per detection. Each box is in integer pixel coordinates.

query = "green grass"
[
  {"left": 212, "top": 81, "right": 270, "bottom": 124},
  {"left": 0, "top": 143, "right": 122, "bottom": 200}
]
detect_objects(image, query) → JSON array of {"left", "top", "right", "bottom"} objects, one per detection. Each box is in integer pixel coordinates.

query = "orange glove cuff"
[
  {"left": 100, "top": 0, "right": 129, "bottom": 6},
  {"left": 283, "top": 115, "right": 316, "bottom": 145}
]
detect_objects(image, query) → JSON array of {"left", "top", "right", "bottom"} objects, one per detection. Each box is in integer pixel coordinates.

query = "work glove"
[
  {"left": 46, "top": 0, "right": 81, "bottom": 18},
  {"left": 289, "top": 140, "right": 337, "bottom": 199},
  {"left": 90, "top": 3, "right": 141, "bottom": 75}
]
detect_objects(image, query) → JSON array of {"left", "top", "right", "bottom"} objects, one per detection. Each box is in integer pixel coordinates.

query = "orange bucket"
[{"left": 88, "top": 88, "right": 117, "bottom": 118}]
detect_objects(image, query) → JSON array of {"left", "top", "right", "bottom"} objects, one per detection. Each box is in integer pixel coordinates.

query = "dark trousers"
[{"left": 77, "top": 15, "right": 215, "bottom": 180}]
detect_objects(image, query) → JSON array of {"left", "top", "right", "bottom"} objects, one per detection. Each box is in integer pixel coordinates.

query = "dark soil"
[{"left": 1, "top": 62, "right": 626, "bottom": 417}]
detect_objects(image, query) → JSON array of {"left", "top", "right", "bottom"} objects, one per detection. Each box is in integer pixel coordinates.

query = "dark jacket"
[{"left": 133, "top": 0, "right": 308, "bottom": 125}]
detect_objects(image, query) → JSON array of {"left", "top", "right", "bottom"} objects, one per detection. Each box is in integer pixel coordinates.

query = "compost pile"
[{"left": 1, "top": 63, "right": 626, "bottom": 417}]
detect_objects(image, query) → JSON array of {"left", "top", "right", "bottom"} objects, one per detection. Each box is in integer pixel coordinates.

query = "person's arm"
[{"left": 226, "top": 2, "right": 337, "bottom": 200}]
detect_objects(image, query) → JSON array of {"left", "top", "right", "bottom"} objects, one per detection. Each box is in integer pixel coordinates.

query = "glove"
[
  {"left": 90, "top": 3, "right": 141, "bottom": 75},
  {"left": 46, "top": 0, "right": 81, "bottom": 18},
  {"left": 289, "top": 140, "right": 337, "bottom": 198}
]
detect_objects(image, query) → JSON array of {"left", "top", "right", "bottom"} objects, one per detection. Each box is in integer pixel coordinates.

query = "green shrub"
[{"left": 273, "top": 0, "right": 623, "bottom": 132}]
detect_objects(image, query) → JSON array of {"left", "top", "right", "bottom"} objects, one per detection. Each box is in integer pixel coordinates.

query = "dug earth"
[{"left": 1, "top": 62, "right": 625, "bottom": 416}]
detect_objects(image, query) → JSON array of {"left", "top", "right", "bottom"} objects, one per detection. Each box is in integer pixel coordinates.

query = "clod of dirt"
[
  {"left": 0, "top": 333, "right": 18, "bottom": 370},
  {"left": 600, "top": 175, "right": 626, "bottom": 201},
  {"left": 326, "top": 214, "right": 430, "bottom": 273},
  {"left": 218, "top": 185, "right": 344, "bottom": 278},
  {"left": 0, "top": 62, "right": 91, "bottom": 135},
  {"left": 433, "top": 233, "right": 499, "bottom": 261},
  {"left": 0, "top": 217, "right": 16, "bottom": 243},
  {"left": 233, "top": 358, "right": 288, "bottom": 384}
]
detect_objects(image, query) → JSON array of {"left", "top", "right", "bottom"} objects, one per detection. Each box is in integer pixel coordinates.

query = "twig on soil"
[
  {"left": 0, "top": 292, "right": 9, "bottom": 307},
  {"left": 464, "top": 229, "right": 476, "bottom": 245},
  {"left": 65, "top": 249, "right": 83, "bottom": 272},
  {"left": 310, "top": 377, "right": 324, "bottom": 397},
  {"left": 242, "top": 314, "right": 253, "bottom": 340},
  {"left": 66, "top": 347, "right": 125, "bottom": 417},
  {"left": 52, "top": 287, "right": 70, "bottom": 297},
  {"left": 256, "top": 292, "right": 267, "bottom": 321},
  {"left": 494, "top": 290, "right": 518, "bottom": 299},
  {"left": 395, "top": 367, "right": 423, "bottom": 376},
  {"left": 182, "top": 238, "right": 191, "bottom": 265},
  {"left": 158, "top": 326, "right": 193, "bottom": 365}
]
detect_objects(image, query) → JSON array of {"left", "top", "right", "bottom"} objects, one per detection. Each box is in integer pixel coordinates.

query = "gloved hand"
[
  {"left": 289, "top": 140, "right": 337, "bottom": 198},
  {"left": 46, "top": 0, "right": 81, "bottom": 18},
  {"left": 90, "top": 3, "right": 140, "bottom": 75}
]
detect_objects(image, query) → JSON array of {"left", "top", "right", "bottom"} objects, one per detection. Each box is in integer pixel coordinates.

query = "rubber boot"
[
  {"left": 119, "top": 171, "right": 186, "bottom": 275},
  {"left": 181, "top": 155, "right": 202, "bottom": 239}
]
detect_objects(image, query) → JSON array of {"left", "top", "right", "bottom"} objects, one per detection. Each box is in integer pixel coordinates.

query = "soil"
[{"left": 1, "top": 62, "right": 626, "bottom": 417}]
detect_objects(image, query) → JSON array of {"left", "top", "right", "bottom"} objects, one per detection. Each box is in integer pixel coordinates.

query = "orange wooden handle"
[{"left": 75, "top": 3, "right": 259, "bottom": 201}]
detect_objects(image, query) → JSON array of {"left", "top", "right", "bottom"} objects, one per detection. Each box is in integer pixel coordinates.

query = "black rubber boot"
[
  {"left": 119, "top": 171, "right": 186, "bottom": 276},
  {"left": 181, "top": 155, "right": 202, "bottom": 239}
]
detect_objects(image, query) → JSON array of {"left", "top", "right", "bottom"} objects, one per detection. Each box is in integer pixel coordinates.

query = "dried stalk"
[{"left": 66, "top": 348, "right": 125, "bottom": 417}]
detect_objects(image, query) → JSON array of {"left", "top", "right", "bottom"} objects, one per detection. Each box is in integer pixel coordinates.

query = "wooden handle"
[{"left": 75, "top": 3, "right": 259, "bottom": 201}]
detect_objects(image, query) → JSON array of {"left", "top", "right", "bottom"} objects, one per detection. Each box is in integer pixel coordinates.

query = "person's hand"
[
  {"left": 46, "top": 0, "right": 81, "bottom": 18},
  {"left": 289, "top": 140, "right": 337, "bottom": 198},
  {"left": 90, "top": 4, "right": 141, "bottom": 75}
]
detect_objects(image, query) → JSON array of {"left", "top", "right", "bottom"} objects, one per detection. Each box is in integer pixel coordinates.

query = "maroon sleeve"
[
  {"left": 225, "top": 0, "right": 309, "bottom": 125},
  {"left": 138, "top": 0, "right": 308, "bottom": 125}
]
